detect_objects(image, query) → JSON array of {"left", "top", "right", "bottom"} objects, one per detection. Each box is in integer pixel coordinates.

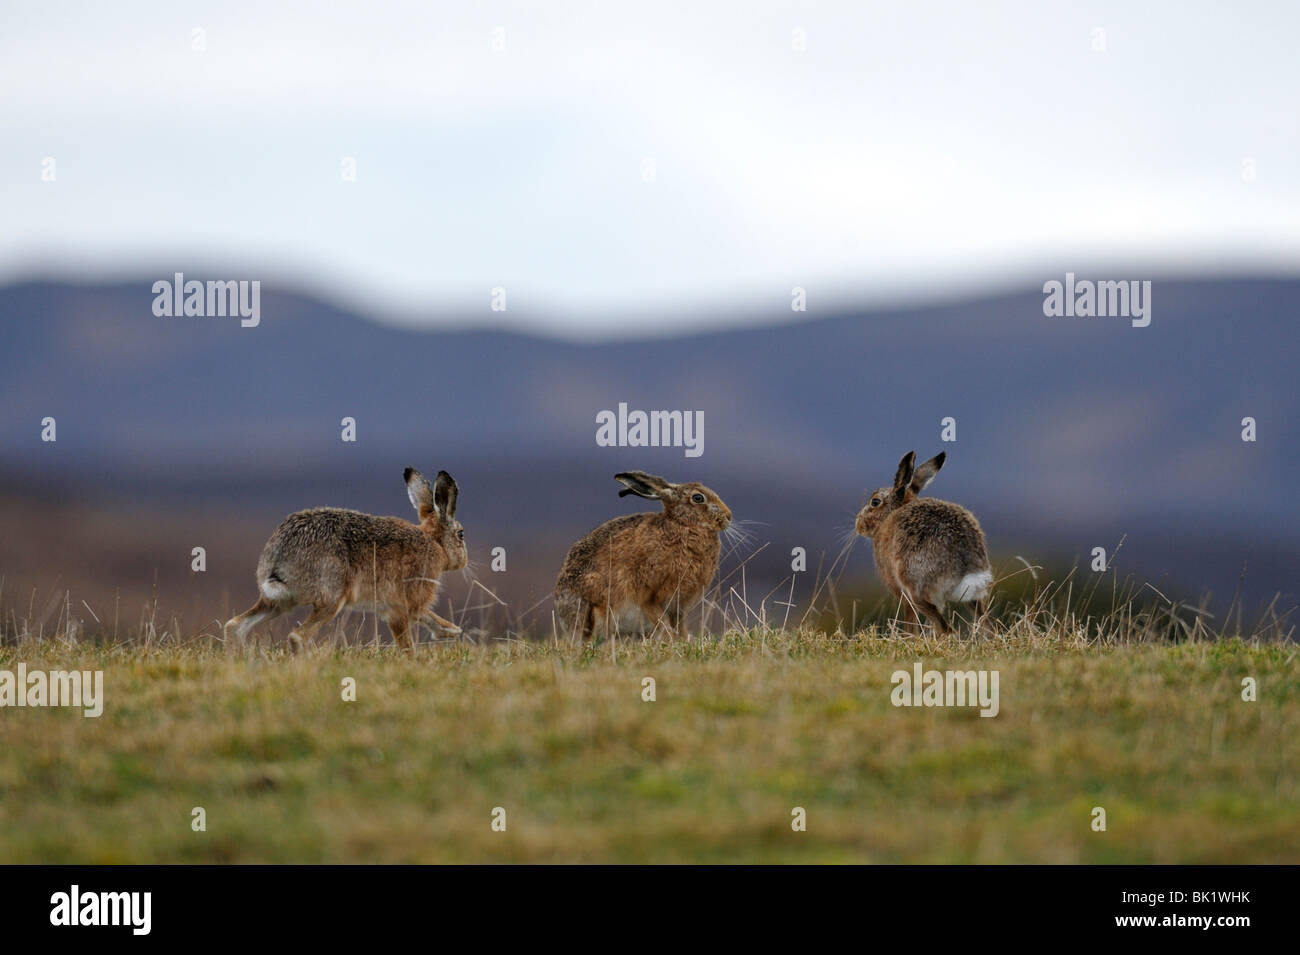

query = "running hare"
[
  {"left": 555, "top": 471, "right": 732, "bottom": 641},
  {"left": 855, "top": 451, "right": 991, "bottom": 635},
  {"left": 224, "top": 468, "right": 467, "bottom": 651}
]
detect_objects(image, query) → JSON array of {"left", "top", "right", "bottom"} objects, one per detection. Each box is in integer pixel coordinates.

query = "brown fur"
[
  {"left": 855, "top": 451, "right": 991, "bottom": 636},
  {"left": 555, "top": 472, "right": 731, "bottom": 641},
  {"left": 224, "top": 468, "right": 467, "bottom": 651}
]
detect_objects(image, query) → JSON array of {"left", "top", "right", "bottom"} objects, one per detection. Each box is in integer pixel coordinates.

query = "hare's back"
[
  {"left": 259, "top": 508, "right": 422, "bottom": 572},
  {"left": 557, "top": 514, "right": 652, "bottom": 579},
  {"left": 888, "top": 499, "right": 987, "bottom": 566}
]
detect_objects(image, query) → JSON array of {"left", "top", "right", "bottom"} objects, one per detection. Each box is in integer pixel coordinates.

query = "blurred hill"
[{"left": 1, "top": 276, "right": 1296, "bottom": 636}]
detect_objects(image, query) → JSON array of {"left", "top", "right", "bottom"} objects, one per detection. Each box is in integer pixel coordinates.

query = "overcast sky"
[{"left": 2, "top": 1, "right": 1297, "bottom": 335}]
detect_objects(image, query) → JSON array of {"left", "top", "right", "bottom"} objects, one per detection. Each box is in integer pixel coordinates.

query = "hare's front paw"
[{"left": 426, "top": 612, "right": 461, "bottom": 636}]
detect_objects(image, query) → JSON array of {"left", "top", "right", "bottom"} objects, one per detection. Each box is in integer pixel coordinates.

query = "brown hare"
[
  {"left": 855, "top": 451, "right": 991, "bottom": 636},
  {"left": 555, "top": 471, "right": 732, "bottom": 641},
  {"left": 224, "top": 468, "right": 467, "bottom": 651}
]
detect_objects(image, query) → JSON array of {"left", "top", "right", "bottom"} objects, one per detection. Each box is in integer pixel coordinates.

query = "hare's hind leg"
[
  {"left": 287, "top": 603, "right": 339, "bottom": 653},
  {"left": 893, "top": 594, "right": 918, "bottom": 634},
  {"left": 668, "top": 606, "right": 687, "bottom": 642},
  {"left": 917, "top": 598, "right": 953, "bottom": 637},
  {"left": 553, "top": 592, "right": 593, "bottom": 641},
  {"left": 224, "top": 596, "right": 288, "bottom": 647},
  {"left": 646, "top": 601, "right": 687, "bottom": 642},
  {"left": 385, "top": 611, "right": 415, "bottom": 650},
  {"left": 568, "top": 601, "right": 596, "bottom": 642},
  {"left": 587, "top": 604, "right": 609, "bottom": 642},
  {"left": 664, "top": 595, "right": 689, "bottom": 641}
]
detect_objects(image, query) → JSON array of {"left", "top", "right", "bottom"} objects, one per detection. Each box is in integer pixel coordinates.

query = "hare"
[
  {"left": 855, "top": 451, "right": 991, "bottom": 636},
  {"left": 224, "top": 468, "right": 467, "bottom": 651},
  {"left": 555, "top": 471, "right": 732, "bottom": 641}
]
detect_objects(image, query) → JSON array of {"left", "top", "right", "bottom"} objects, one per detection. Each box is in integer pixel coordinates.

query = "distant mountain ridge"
[{"left": 2, "top": 275, "right": 1297, "bottom": 624}]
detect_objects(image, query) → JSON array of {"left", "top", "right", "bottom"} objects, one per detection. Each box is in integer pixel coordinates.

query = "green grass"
[{"left": 0, "top": 626, "right": 1295, "bottom": 863}]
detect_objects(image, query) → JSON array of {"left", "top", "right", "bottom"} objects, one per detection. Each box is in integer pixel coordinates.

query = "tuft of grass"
[{"left": 0, "top": 618, "right": 1295, "bottom": 863}]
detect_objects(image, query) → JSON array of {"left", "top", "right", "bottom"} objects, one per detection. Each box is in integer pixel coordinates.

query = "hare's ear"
[
  {"left": 405, "top": 467, "right": 438, "bottom": 520},
  {"left": 615, "top": 471, "right": 672, "bottom": 500},
  {"left": 910, "top": 452, "right": 945, "bottom": 495},
  {"left": 434, "top": 470, "right": 459, "bottom": 520},
  {"left": 892, "top": 451, "right": 916, "bottom": 503}
]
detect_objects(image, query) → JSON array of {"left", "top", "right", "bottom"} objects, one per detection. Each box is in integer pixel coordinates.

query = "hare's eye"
[
  {"left": 456, "top": 529, "right": 465, "bottom": 540},
  {"left": 691, "top": 493, "right": 705, "bottom": 504},
  {"left": 870, "top": 498, "right": 881, "bottom": 508}
]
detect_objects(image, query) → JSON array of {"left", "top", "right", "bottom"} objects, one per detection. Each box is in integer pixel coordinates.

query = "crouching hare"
[
  {"left": 224, "top": 468, "right": 467, "bottom": 651},
  {"left": 855, "top": 451, "right": 991, "bottom": 636},
  {"left": 555, "top": 471, "right": 732, "bottom": 641}
]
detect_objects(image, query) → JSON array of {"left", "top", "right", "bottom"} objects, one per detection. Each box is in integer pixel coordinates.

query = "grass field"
[{"left": 0, "top": 615, "right": 1295, "bottom": 863}]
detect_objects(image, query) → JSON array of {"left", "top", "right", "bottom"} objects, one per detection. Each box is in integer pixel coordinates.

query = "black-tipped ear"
[
  {"left": 910, "top": 452, "right": 945, "bottom": 495},
  {"left": 434, "top": 470, "right": 458, "bottom": 519},
  {"left": 892, "top": 451, "right": 916, "bottom": 502},
  {"left": 615, "top": 471, "right": 670, "bottom": 500},
  {"left": 405, "top": 467, "right": 437, "bottom": 518}
]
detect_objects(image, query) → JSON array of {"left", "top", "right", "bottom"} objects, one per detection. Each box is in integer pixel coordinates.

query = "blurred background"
[{"left": 1, "top": 2, "right": 1297, "bottom": 638}]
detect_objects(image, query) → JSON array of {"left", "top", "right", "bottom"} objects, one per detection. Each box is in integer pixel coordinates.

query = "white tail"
[{"left": 951, "top": 570, "right": 993, "bottom": 603}]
